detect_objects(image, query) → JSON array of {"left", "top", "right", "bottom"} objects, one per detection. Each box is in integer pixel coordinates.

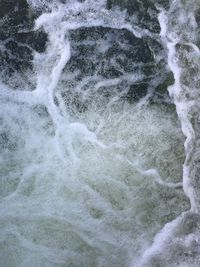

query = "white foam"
[
  {"left": 134, "top": 3, "right": 200, "bottom": 266},
  {"left": 158, "top": 6, "right": 197, "bottom": 212},
  {"left": 0, "top": 1, "right": 190, "bottom": 266},
  {"left": 134, "top": 215, "right": 183, "bottom": 267}
]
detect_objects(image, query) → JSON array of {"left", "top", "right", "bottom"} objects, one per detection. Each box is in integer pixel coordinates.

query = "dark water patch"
[
  {"left": 69, "top": 26, "right": 154, "bottom": 79},
  {"left": 154, "top": 0, "right": 170, "bottom": 9},
  {"left": 106, "top": 0, "right": 160, "bottom": 33},
  {"left": 0, "top": 0, "right": 48, "bottom": 89},
  {"left": 195, "top": 8, "right": 200, "bottom": 25},
  {"left": 148, "top": 67, "right": 175, "bottom": 105},
  {"left": 195, "top": 8, "right": 200, "bottom": 48},
  {"left": 127, "top": 82, "right": 149, "bottom": 102},
  {"left": 66, "top": 22, "right": 174, "bottom": 104},
  {"left": 0, "top": 0, "right": 32, "bottom": 31}
]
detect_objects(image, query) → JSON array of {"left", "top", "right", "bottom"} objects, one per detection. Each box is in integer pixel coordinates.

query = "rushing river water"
[{"left": 0, "top": 0, "right": 200, "bottom": 266}]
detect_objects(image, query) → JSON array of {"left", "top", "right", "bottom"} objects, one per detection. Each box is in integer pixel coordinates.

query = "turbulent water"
[{"left": 0, "top": 0, "right": 200, "bottom": 266}]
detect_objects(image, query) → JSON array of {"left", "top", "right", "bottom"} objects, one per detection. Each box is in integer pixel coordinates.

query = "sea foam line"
[{"left": 133, "top": 5, "right": 197, "bottom": 266}]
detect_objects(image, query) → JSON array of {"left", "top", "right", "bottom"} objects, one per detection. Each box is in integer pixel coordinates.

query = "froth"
[{"left": 0, "top": 0, "right": 192, "bottom": 266}]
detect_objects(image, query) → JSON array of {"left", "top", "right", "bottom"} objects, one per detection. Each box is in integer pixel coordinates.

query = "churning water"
[{"left": 0, "top": 0, "right": 200, "bottom": 266}]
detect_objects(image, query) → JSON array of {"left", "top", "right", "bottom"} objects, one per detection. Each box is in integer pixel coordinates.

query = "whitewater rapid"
[{"left": 0, "top": 0, "right": 200, "bottom": 266}]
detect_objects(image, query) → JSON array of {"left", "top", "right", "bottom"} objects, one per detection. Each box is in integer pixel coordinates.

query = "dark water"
[{"left": 0, "top": 0, "right": 200, "bottom": 266}]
